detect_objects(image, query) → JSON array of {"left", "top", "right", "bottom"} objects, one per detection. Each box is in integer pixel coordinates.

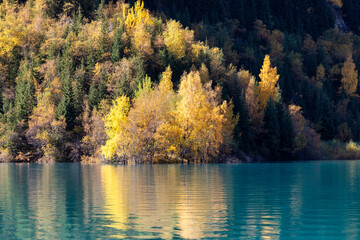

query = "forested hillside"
[{"left": 1, "top": 0, "right": 360, "bottom": 163}]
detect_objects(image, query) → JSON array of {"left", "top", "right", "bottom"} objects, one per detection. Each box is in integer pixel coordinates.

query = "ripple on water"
[{"left": 0, "top": 162, "right": 360, "bottom": 239}]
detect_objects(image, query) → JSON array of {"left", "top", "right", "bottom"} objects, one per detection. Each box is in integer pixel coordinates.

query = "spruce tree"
[
  {"left": 14, "top": 61, "right": 35, "bottom": 123},
  {"left": 264, "top": 99, "right": 281, "bottom": 160},
  {"left": 73, "top": 64, "right": 86, "bottom": 118},
  {"left": 57, "top": 48, "right": 76, "bottom": 131},
  {"left": 111, "top": 23, "right": 125, "bottom": 63},
  {"left": 58, "top": 77, "right": 76, "bottom": 131},
  {"left": 88, "top": 71, "right": 107, "bottom": 111},
  {"left": 236, "top": 92, "right": 251, "bottom": 153},
  {"left": 99, "top": 17, "right": 110, "bottom": 57},
  {"left": 277, "top": 103, "right": 294, "bottom": 159}
]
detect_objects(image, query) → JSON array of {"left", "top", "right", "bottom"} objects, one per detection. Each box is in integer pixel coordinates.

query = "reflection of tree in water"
[
  {"left": 28, "top": 164, "right": 65, "bottom": 239},
  {"left": 100, "top": 165, "right": 228, "bottom": 239},
  {"left": 101, "top": 165, "right": 129, "bottom": 238},
  {"left": 0, "top": 164, "right": 67, "bottom": 239}
]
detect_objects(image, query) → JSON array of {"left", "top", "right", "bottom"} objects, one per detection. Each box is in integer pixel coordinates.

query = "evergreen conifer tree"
[
  {"left": 14, "top": 61, "right": 35, "bottom": 123},
  {"left": 111, "top": 23, "right": 125, "bottom": 63}
]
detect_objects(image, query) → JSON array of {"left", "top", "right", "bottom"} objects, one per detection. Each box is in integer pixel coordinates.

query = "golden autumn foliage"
[
  {"left": 341, "top": 56, "right": 358, "bottom": 96},
  {"left": 327, "top": 0, "right": 343, "bottom": 8},
  {"left": 258, "top": 55, "right": 280, "bottom": 107},
  {"left": 102, "top": 68, "right": 175, "bottom": 163},
  {"left": 133, "top": 23, "right": 153, "bottom": 56},
  {"left": 81, "top": 98, "right": 108, "bottom": 162},
  {"left": 159, "top": 66, "right": 173, "bottom": 92},
  {"left": 102, "top": 96, "right": 131, "bottom": 160},
  {"left": 199, "top": 63, "right": 211, "bottom": 84},
  {"left": 126, "top": 80, "right": 174, "bottom": 163},
  {"left": 164, "top": 20, "right": 194, "bottom": 60},
  {"left": 302, "top": 34, "right": 317, "bottom": 54},
  {"left": 172, "top": 71, "right": 236, "bottom": 162},
  {"left": 102, "top": 68, "right": 236, "bottom": 163},
  {"left": 289, "top": 105, "right": 321, "bottom": 157},
  {"left": 26, "top": 90, "right": 66, "bottom": 162},
  {"left": 123, "top": 0, "right": 152, "bottom": 31},
  {"left": 245, "top": 75, "right": 264, "bottom": 131},
  {"left": 0, "top": 1, "right": 25, "bottom": 57},
  {"left": 316, "top": 64, "right": 326, "bottom": 82}
]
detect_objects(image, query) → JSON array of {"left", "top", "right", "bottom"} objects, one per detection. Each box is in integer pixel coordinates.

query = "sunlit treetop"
[
  {"left": 327, "top": 0, "right": 343, "bottom": 8},
  {"left": 123, "top": 0, "right": 152, "bottom": 31},
  {"left": 159, "top": 66, "right": 173, "bottom": 92},
  {"left": 258, "top": 55, "right": 280, "bottom": 107}
]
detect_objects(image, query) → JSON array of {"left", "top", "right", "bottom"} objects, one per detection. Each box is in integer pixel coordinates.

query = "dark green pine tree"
[
  {"left": 8, "top": 47, "right": 22, "bottom": 88},
  {"left": 98, "top": 72, "right": 107, "bottom": 101},
  {"left": 86, "top": 42, "right": 98, "bottom": 71},
  {"left": 2, "top": 99, "right": 16, "bottom": 129},
  {"left": 278, "top": 57, "right": 293, "bottom": 104},
  {"left": 263, "top": 99, "right": 281, "bottom": 160},
  {"left": 133, "top": 56, "right": 146, "bottom": 93},
  {"left": 58, "top": 77, "right": 76, "bottom": 131},
  {"left": 88, "top": 80, "right": 98, "bottom": 111},
  {"left": 72, "top": 6, "right": 83, "bottom": 35},
  {"left": 72, "top": 63, "right": 86, "bottom": 118},
  {"left": 277, "top": 103, "right": 294, "bottom": 159},
  {"left": 88, "top": 71, "right": 107, "bottom": 111},
  {"left": 97, "top": 0, "right": 105, "bottom": 20},
  {"left": 181, "top": 7, "right": 191, "bottom": 27},
  {"left": 317, "top": 92, "right": 336, "bottom": 140},
  {"left": 14, "top": 60, "right": 35, "bottom": 123},
  {"left": 111, "top": 23, "right": 125, "bottom": 63},
  {"left": 99, "top": 15, "right": 110, "bottom": 57},
  {"left": 236, "top": 92, "right": 251, "bottom": 153},
  {"left": 350, "top": 99, "right": 360, "bottom": 141},
  {"left": 57, "top": 49, "right": 76, "bottom": 131}
]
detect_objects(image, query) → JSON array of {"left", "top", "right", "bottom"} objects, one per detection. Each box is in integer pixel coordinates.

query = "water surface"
[{"left": 0, "top": 161, "right": 360, "bottom": 239}]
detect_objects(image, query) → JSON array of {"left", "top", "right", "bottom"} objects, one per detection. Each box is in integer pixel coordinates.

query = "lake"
[{"left": 0, "top": 162, "right": 360, "bottom": 239}]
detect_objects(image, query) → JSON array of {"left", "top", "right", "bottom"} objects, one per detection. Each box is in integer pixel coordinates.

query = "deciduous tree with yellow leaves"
[
  {"left": 163, "top": 20, "right": 194, "bottom": 60},
  {"left": 123, "top": 0, "right": 152, "bottom": 31},
  {"left": 101, "top": 95, "right": 131, "bottom": 160},
  {"left": 341, "top": 55, "right": 358, "bottom": 96},
  {"left": 258, "top": 55, "right": 280, "bottom": 107},
  {"left": 172, "top": 70, "right": 236, "bottom": 162}
]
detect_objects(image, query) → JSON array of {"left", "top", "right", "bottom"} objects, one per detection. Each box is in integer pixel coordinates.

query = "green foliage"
[
  {"left": 111, "top": 23, "right": 125, "bottom": 63},
  {"left": 57, "top": 76, "right": 75, "bottom": 131},
  {"left": 89, "top": 73, "right": 107, "bottom": 111},
  {"left": 14, "top": 61, "right": 35, "bottom": 123},
  {"left": 263, "top": 99, "right": 281, "bottom": 160}
]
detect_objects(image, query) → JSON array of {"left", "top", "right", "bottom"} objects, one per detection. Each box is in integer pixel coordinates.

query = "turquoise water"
[{"left": 0, "top": 162, "right": 360, "bottom": 239}]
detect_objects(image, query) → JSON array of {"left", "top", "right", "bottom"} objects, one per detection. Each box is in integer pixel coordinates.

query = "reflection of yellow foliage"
[
  {"left": 174, "top": 167, "right": 228, "bottom": 239},
  {"left": 101, "top": 165, "right": 128, "bottom": 238}
]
